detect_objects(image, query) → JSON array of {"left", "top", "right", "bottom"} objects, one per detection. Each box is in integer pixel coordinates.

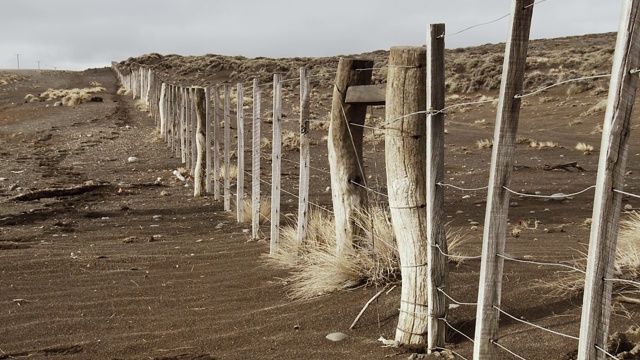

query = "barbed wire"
[
  {"left": 441, "top": 318, "right": 475, "bottom": 343},
  {"left": 493, "top": 305, "right": 579, "bottom": 340},
  {"left": 439, "top": 13, "right": 510, "bottom": 39}
]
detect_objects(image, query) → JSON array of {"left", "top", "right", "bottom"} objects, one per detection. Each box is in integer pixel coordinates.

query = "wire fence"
[{"left": 109, "top": 0, "right": 640, "bottom": 358}]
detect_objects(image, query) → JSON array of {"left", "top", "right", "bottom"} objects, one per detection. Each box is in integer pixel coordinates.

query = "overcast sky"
[{"left": 0, "top": 0, "right": 623, "bottom": 71}]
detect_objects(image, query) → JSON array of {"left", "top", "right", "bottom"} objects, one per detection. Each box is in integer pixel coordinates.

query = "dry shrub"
[
  {"left": 242, "top": 196, "right": 271, "bottom": 224},
  {"left": 220, "top": 164, "right": 238, "bottom": 181},
  {"left": 24, "top": 94, "right": 39, "bottom": 103},
  {"left": 264, "top": 207, "right": 399, "bottom": 299},
  {"left": 529, "top": 140, "right": 558, "bottom": 149},
  {"left": 591, "top": 123, "right": 604, "bottom": 135},
  {"left": 41, "top": 86, "right": 105, "bottom": 106},
  {"left": 282, "top": 130, "right": 300, "bottom": 151},
  {"left": 541, "top": 211, "right": 640, "bottom": 299},
  {"left": 575, "top": 142, "right": 594, "bottom": 155},
  {"left": 117, "top": 87, "right": 131, "bottom": 95},
  {"left": 89, "top": 81, "right": 102, "bottom": 86},
  {"left": 581, "top": 99, "right": 608, "bottom": 117},
  {"left": 134, "top": 99, "right": 149, "bottom": 112}
]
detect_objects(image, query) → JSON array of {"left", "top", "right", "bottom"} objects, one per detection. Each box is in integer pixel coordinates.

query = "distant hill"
[{"left": 116, "top": 32, "right": 616, "bottom": 94}]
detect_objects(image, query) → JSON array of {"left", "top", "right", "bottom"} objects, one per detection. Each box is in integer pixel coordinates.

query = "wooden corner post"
[
  {"left": 426, "top": 23, "right": 448, "bottom": 353},
  {"left": 385, "top": 46, "right": 428, "bottom": 346},
  {"left": 578, "top": 1, "right": 640, "bottom": 359},
  {"left": 297, "top": 67, "right": 311, "bottom": 245},
  {"left": 328, "top": 58, "right": 373, "bottom": 254},
  {"left": 473, "top": 1, "right": 534, "bottom": 359}
]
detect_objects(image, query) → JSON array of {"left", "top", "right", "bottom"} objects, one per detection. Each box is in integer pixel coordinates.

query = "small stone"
[
  {"left": 624, "top": 204, "right": 633, "bottom": 211},
  {"left": 456, "top": 210, "right": 463, "bottom": 214},
  {"left": 326, "top": 332, "right": 348, "bottom": 342},
  {"left": 127, "top": 156, "right": 139, "bottom": 163},
  {"left": 462, "top": 195, "right": 471, "bottom": 199},
  {"left": 469, "top": 221, "right": 479, "bottom": 226},
  {"left": 510, "top": 202, "right": 519, "bottom": 207},
  {"left": 160, "top": 190, "right": 170, "bottom": 196},
  {"left": 153, "top": 215, "right": 162, "bottom": 221}
]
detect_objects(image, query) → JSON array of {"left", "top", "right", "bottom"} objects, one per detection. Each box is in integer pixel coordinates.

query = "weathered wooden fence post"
[
  {"left": 297, "top": 67, "right": 311, "bottom": 245},
  {"left": 224, "top": 84, "right": 231, "bottom": 211},
  {"left": 190, "top": 87, "right": 197, "bottom": 174},
  {"left": 237, "top": 83, "right": 245, "bottom": 223},
  {"left": 578, "top": 1, "right": 640, "bottom": 359},
  {"left": 194, "top": 87, "right": 207, "bottom": 196},
  {"left": 270, "top": 74, "right": 283, "bottom": 254},
  {"left": 205, "top": 86, "right": 212, "bottom": 194},
  {"left": 213, "top": 85, "right": 221, "bottom": 201},
  {"left": 385, "top": 46, "right": 428, "bottom": 346},
  {"left": 473, "top": 1, "right": 534, "bottom": 359},
  {"left": 328, "top": 58, "right": 373, "bottom": 254},
  {"left": 180, "top": 87, "right": 187, "bottom": 164},
  {"left": 252, "top": 79, "right": 262, "bottom": 240},
  {"left": 160, "top": 83, "right": 167, "bottom": 136},
  {"left": 426, "top": 23, "right": 448, "bottom": 353}
]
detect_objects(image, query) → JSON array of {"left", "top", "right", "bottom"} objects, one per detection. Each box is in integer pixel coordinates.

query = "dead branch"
[
  {"left": 7, "top": 183, "right": 110, "bottom": 202},
  {"left": 543, "top": 162, "right": 586, "bottom": 172}
]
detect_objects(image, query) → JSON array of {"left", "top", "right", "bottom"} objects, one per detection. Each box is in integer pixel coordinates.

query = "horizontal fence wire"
[
  {"left": 441, "top": 317, "right": 475, "bottom": 343},
  {"left": 490, "top": 339, "right": 528, "bottom": 360},
  {"left": 437, "top": 288, "right": 478, "bottom": 306},
  {"left": 614, "top": 188, "right": 640, "bottom": 200},
  {"left": 503, "top": 185, "right": 596, "bottom": 199},
  {"left": 595, "top": 344, "right": 621, "bottom": 360},
  {"left": 438, "top": 182, "right": 489, "bottom": 192},
  {"left": 515, "top": 74, "right": 611, "bottom": 98},
  {"left": 493, "top": 306, "right": 579, "bottom": 340},
  {"left": 603, "top": 277, "right": 640, "bottom": 288},
  {"left": 497, "top": 253, "right": 586, "bottom": 273}
]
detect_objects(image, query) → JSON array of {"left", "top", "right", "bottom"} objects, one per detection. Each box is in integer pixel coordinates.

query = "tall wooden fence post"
[
  {"left": 205, "top": 86, "right": 212, "bottom": 193},
  {"left": 270, "top": 74, "right": 283, "bottom": 254},
  {"left": 224, "top": 84, "right": 231, "bottom": 211},
  {"left": 213, "top": 85, "right": 221, "bottom": 201},
  {"left": 473, "top": 1, "right": 534, "bottom": 359},
  {"left": 297, "top": 67, "right": 311, "bottom": 245},
  {"left": 160, "top": 83, "right": 167, "bottom": 136},
  {"left": 328, "top": 58, "right": 373, "bottom": 254},
  {"left": 193, "top": 87, "right": 207, "bottom": 196},
  {"left": 426, "top": 23, "right": 448, "bottom": 353},
  {"left": 237, "top": 83, "right": 245, "bottom": 223},
  {"left": 578, "top": 1, "right": 640, "bottom": 359},
  {"left": 190, "top": 88, "right": 197, "bottom": 174},
  {"left": 385, "top": 47, "right": 428, "bottom": 346},
  {"left": 252, "top": 79, "right": 262, "bottom": 240}
]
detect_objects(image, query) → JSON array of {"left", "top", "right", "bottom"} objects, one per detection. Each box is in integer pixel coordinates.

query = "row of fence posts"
[
  {"left": 110, "top": 63, "right": 313, "bottom": 255},
  {"left": 110, "top": 0, "right": 639, "bottom": 357}
]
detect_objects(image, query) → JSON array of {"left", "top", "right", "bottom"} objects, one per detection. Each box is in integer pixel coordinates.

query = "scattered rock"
[
  {"left": 127, "top": 156, "right": 140, "bottom": 163},
  {"left": 122, "top": 236, "right": 138, "bottom": 243},
  {"left": 160, "top": 190, "right": 170, "bottom": 196},
  {"left": 326, "top": 332, "right": 348, "bottom": 342},
  {"left": 153, "top": 215, "right": 163, "bottom": 221}
]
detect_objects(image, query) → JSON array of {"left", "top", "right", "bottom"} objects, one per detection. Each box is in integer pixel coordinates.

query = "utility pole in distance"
[
  {"left": 15, "top": 54, "right": 20, "bottom": 69},
  {"left": 37, "top": 60, "right": 41, "bottom": 70}
]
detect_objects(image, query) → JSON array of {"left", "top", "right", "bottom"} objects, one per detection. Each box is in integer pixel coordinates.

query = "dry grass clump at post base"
[
  {"left": 134, "top": 99, "right": 149, "bottom": 112},
  {"left": 117, "top": 86, "right": 132, "bottom": 95},
  {"left": 242, "top": 196, "right": 271, "bottom": 224},
  {"left": 264, "top": 207, "right": 472, "bottom": 299},
  {"left": 264, "top": 207, "right": 399, "bottom": 299},
  {"left": 220, "top": 164, "right": 238, "bottom": 181},
  {"left": 24, "top": 94, "right": 39, "bottom": 103},
  {"left": 541, "top": 211, "right": 640, "bottom": 301}
]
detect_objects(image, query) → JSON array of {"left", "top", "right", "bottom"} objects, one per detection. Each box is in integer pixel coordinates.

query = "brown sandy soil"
[{"left": 1, "top": 45, "right": 640, "bottom": 359}]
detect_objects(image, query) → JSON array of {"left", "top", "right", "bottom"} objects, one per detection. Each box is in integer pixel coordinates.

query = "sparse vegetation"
[
  {"left": 476, "top": 139, "right": 493, "bottom": 149},
  {"left": 576, "top": 142, "right": 594, "bottom": 155}
]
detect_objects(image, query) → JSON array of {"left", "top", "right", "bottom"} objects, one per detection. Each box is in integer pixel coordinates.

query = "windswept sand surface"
[{"left": 0, "top": 63, "right": 639, "bottom": 359}]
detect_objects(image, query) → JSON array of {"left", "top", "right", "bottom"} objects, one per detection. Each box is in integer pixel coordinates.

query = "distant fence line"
[{"left": 110, "top": 0, "right": 640, "bottom": 359}]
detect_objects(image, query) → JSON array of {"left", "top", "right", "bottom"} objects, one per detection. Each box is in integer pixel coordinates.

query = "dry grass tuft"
[
  {"left": 40, "top": 86, "right": 105, "bottom": 106},
  {"left": 476, "top": 139, "right": 493, "bottom": 149},
  {"left": 221, "top": 164, "right": 238, "bottom": 181},
  {"left": 581, "top": 99, "right": 608, "bottom": 117},
  {"left": 242, "top": 196, "right": 271, "bottom": 224},
  {"left": 541, "top": 212, "right": 640, "bottom": 299},
  {"left": 134, "top": 99, "right": 149, "bottom": 112},
  {"left": 529, "top": 140, "right": 558, "bottom": 149},
  {"left": 264, "top": 206, "right": 473, "bottom": 299},
  {"left": 117, "top": 87, "right": 132, "bottom": 95},
  {"left": 264, "top": 207, "right": 399, "bottom": 299},
  {"left": 575, "top": 142, "right": 594, "bottom": 155},
  {"left": 282, "top": 130, "right": 300, "bottom": 151}
]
